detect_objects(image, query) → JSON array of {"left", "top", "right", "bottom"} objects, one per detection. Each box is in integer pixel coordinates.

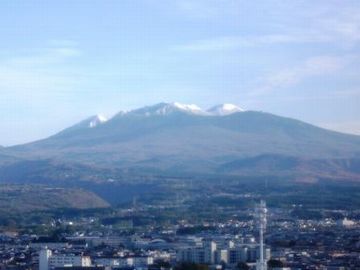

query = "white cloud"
[
  {"left": 0, "top": 42, "right": 91, "bottom": 145},
  {"left": 7, "top": 47, "right": 81, "bottom": 66},
  {"left": 316, "top": 6, "right": 360, "bottom": 45},
  {"left": 0, "top": 42, "right": 83, "bottom": 105},
  {"left": 48, "top": 39, "right": 79, "bottom": 47},
  {"left": 174, "top": 0, "right": 240, "bottom": 19},
  {"left": 252, "top": 55, "right": 353, "bottom": 96},
  {"left": 172, "top": 34, "right": 330, "bottom": 52},
  {"left": 172, "top": 1, "right": 360, "bottom": 52}
]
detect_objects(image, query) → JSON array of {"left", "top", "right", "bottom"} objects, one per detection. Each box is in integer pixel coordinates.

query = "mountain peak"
[
  {"left": 113, "top": 102, "right": 245, "bottom": 118},
  {"left": 172, "top": 102, "right": 203, "bottom": 114},
  {"left": 129, "top": 102, "right": 205, "bottom": 116},
  {"left": 89, "top": 114, "right": 107, "bottom": 128},
  {"left": 207, "top": 103, "right": 244, "bottom": 116}
]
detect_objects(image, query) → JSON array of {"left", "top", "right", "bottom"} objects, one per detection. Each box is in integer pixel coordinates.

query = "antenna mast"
[{"left": 256, "top": 200, "right": 267, "bottom": 270}]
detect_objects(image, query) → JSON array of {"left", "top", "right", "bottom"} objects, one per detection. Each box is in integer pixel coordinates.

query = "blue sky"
[{"left": 1, "top": 0, "right": 360, "bottom": 145}]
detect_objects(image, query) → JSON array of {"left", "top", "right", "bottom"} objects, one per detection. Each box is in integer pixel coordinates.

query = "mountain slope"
[
  {"left": 0, "top": 185, "right": 109, "bottom": 214},
  {"left": 2, "top": 103, "right": 360, "bottom": 182}
]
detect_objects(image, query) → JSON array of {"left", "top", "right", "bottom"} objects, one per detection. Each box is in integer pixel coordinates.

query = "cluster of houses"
[{"left": 35, "top": 235, "right": 269, "bottom": 270}]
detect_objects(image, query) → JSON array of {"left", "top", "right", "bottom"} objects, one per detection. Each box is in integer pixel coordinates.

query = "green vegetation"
[
  {"left": 0, "top": 185, "right": 109, "bottom": 212},
  {"left": 0, "top": 185, "right": 109, "bottom": 228},
  {"left": 0, "top": 175, "right": 360, "bottom": 230}
]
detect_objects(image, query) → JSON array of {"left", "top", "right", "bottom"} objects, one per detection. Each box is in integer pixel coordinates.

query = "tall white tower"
[
  {"left": 204, "top": 240, "right": 217, "bottom": 264},
  {"left": 256, "top": 200, "right": 267, "bottom": 270},
  {"left": 39, "top": 246, "right": 52, "bottom": 270}
]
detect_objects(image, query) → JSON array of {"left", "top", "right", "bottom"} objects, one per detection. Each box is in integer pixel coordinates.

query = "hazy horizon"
[{"left": 1, "top": 0, "right": 360, "bottom": 145}]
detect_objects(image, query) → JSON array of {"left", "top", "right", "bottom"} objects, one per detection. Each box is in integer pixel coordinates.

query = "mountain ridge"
[{"left": 1, "top": 103, "right": 360, "bottom": 183}]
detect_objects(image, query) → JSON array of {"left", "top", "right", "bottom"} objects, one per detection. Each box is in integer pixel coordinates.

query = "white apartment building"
[
  {"left": 94, "top": 256, "right": 153, "bottom": 268},
  {"left": 177, "top": 240, "right": 217, "bottom": 264},
  {"left": 133, "top": 256, "right": 154, "bottom": 267},
  {"left": 39, "top": 247, "right": 91, "bottom": 270},
  {"left": 177, "top": 240, "right": 271, "bottom": 265}
]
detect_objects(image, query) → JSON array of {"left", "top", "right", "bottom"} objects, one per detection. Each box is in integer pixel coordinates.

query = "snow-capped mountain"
[
  {"left": 128, "top": 102, "right": 205, "bottom": 116},
  {"left": 54, "top": 114, "right": 108, "bottom": 137},
  {"left": 207, "top": 104, "right": 244, "bottom": 116},
  {"left": 116, "top": 102, "right": 244, "bottom": 117},
  {"left": 54, "top": 102, "right": 246, "bottom": 137},
  {"left": 172, "top": 102, "right": 204, "bottom": 114},
  {"left": 89, "top": 115, "right": 107, "bottom": 128},
  {"left": 4, "top": 102, "right": 360, "bottom": 183}
]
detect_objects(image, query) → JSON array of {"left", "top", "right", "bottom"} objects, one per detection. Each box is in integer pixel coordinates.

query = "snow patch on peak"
[
  {"left": 89, "top": 114, "right": 107, "bottom": 128},
  {"left": 207, "top": 103, "right": 244, "bottom": 116},
  {"left": 172, "top": 102, "right": 203, "bottom": 114},
  {"left": 119, "top": 102, "right": 244, "bottom": 117},
  {"left": 131, "top": 102, "right": 206, "bottom": 116},
  {"left": 154, "top": 103, "right": 176, "bottom": 115}
]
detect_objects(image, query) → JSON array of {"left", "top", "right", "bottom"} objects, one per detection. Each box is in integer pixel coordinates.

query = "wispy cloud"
[
  {"left": 0, "top": 41, "right": 82, "bottom": 103},
  {"left": 315, "top": 6, "right": 360, "bottom": 45},
  {"left": 251, "top": 55, "right": 354, "bottom": 96},
  {"left": 172, "top": 25, "right": 360, "bottom": 52},
  {"left": 172, "top": 1, "right": 360, "bottom": 52},
  {"left": 173, "top": 0, "right": 240, "bottom": 19},
  {"left": 0, "top": 40, "right": 88, "bottom": 145},
  {"left": 7, "top": 47, "right": 81, "bottom": 67},
  {"left": 245, "top": 88, "right": 360, "bottom": 103},
  {"left": 48, "top": 39, "right": 79, "bottom": 47},
  {"left": 172, "top": 34, "right": 330, "bottom": 52}
]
